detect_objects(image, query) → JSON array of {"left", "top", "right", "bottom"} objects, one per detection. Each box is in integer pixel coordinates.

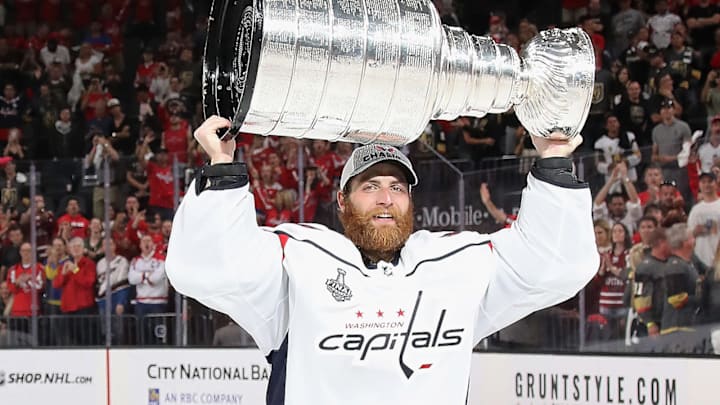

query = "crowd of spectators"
[{"left": 0, "top": 0, "right": 719, "bottom": 351}]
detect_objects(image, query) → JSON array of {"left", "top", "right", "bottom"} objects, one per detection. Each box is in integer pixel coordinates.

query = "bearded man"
[{"left": 167, "top": 116, "right": 599, "bottom": 405}]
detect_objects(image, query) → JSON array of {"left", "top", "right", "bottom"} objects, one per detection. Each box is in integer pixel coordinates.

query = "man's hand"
[
  {"left": 616, "top": 161, "right": 628, "bottom": 179},
  {"left": 648, "top": 324, "right": 660, "bottom": 337},
  {"left": 193, "top": 116, "right": 235, "bottom": 164},
  {"left": 62, "top": 261, "right": 74, "bottom": 275},
  {"left": 479, "top": 183, "right": 491, "bottom": 204},
  {"left": 531, "top": 132, "right": 583, "bottom": 159}
]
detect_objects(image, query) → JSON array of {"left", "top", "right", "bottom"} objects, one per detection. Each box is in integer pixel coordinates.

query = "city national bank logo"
[
  {"left": 326, "top": 268, "right": 352, "bottom": 302},
  {"left": 318, "top": 290, "right": 464, "bottom": 379},
  {"left": 149, "top": 388, "right": 160, "bottom": 405}
]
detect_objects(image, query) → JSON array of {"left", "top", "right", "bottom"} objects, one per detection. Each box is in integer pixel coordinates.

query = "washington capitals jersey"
[{"left": 167, "top": 174, "right": 599, "bottom": 405}]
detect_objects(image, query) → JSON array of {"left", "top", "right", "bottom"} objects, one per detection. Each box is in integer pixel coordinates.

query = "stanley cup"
[{"left": 203, "top": 0, "right": 595, "bottom": 145}]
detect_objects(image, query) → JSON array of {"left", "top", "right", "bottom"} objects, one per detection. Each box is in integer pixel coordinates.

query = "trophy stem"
[{"left": 433, "top": 27, "right": 529, "bottom": 122}]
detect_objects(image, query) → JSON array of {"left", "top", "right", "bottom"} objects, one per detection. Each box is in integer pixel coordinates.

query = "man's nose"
[{"left": 376, "top": 188, "right": 393, "bottom": 206}]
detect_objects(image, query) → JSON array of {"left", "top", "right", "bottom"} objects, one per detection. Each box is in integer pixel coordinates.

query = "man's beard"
[{"left": 339, "top": 200, "right": 414, "bottom": 263}]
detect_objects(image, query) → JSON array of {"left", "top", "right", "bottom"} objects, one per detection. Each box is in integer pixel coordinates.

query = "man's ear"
[{"left": 337, "top": 190, "right": 346, "bottom": 213}]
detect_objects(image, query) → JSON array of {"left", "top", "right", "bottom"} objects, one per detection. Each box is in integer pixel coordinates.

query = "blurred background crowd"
[{"left": 0, "top": 0, "right": 719, "bottom": 352}]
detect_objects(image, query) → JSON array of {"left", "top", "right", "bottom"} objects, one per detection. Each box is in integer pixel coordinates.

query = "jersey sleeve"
[
  {"left": 473, "top": 173, "right": 598, "bottom": 342},
  {"left": 166, "top": 181, "right": 288, "bottom": 354}
]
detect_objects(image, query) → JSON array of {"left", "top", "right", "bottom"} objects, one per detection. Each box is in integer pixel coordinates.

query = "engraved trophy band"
[{"left": 203, "top": 0, "right": 595, "bottom": 145}]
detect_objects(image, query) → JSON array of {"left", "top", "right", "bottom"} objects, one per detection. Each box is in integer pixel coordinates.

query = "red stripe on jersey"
[
  {"left": 420, "top": 364, "right": 432, "bottom": 369},
  {"left": 278, "top": 234, "right": 290, "bottom": 260},
  {"left": 488, "top": 241, "right": 493, "bottom": 252}
]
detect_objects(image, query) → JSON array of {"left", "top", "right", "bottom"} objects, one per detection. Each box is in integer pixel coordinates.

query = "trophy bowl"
[{"left": 203, "top": 0, "right": 595, "bottom": 145}]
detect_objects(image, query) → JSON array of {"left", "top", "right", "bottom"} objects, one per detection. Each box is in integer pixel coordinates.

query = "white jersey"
[
  {"left": 128, "top": 253, "right": 168, "bottom": 304},
  {"left": 648, "top": 13, "right": 682, "bottom": 49},
  {"left": 687, "top": 199, "right": 720, "bottom": 267},
  {"left": 697, "top": 142, "right": 720, "bottom": 173},
  {"left": 167, "top": 174, "right": 598, "bottom": 405},
  {"left": 96, "top": 255, "right": 130, "bottom": 298}
]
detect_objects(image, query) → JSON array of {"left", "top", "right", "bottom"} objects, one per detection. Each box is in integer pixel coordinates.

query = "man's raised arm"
[
  {"left": 474, "top": 133, "right": 599, "bottom": 341},
  {"left": 166, "top": 116, "right": 288, "bottom": 353}
]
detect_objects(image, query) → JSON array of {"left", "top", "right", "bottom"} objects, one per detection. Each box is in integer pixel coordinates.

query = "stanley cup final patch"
[{"left": 327, "top": 268, "right": 352, "bottom": 302}]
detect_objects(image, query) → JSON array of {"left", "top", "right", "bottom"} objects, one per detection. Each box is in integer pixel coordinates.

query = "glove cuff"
[{"left": 195, "top": 162, "right": 249, "bottom": 195}]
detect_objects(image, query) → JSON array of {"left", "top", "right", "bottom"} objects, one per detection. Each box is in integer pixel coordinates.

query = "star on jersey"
[{"left": 351, "top": 309, "right": 405, "bottom": 319}]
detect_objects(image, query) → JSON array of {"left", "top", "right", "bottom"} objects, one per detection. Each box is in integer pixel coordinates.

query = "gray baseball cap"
[{"left": 339, "top": 144, "right": 418, "bottom": 191}]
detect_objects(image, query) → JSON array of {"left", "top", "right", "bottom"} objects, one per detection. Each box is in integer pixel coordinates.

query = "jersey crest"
[{"left": 326, "top": 268, "right": 352, "bottom": 302}]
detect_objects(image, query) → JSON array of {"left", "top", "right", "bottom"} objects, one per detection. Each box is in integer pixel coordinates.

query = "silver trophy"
[{"left": 203, "top": 0, "right": 595, "bottom": 145}]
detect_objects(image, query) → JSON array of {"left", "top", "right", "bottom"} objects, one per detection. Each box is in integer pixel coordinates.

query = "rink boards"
[{"left": 0, "top": 349, "right": 716, "bottom": 404}]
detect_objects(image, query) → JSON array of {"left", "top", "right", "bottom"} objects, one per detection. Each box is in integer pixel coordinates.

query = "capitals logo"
[
  {"left": 318, "top": 291, "right": 464, "bottom": 379},
  {"left": 149, "top": 388, "right": 160, "bottom": 405}
]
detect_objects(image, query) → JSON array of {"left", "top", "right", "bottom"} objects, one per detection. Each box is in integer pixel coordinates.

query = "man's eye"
[
  {"left": 390, "top": 185, "right": 406, "bottom": 193},
  {"left": 363, "top": 184, "right": 378, "bottom": 191}
]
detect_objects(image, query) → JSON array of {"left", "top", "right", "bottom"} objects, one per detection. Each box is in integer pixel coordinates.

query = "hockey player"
[{"left": 167, "top": 116, "right": 599, "bottom": 405}]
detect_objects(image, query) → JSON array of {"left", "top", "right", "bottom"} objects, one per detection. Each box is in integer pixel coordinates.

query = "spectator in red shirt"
[
  {"left": 56, "top": 197, "right": 90, "bottom": 239},
  {"left": 293, "top": 167, "right": 330, "bottom": 223},
  {"left": 53, "top": 237, "right": 97, "bottom": 344},
  {"left": 265, "top": 189, "right": 295, "bottom": 227},
  {"left": 594, "top": 222, "right": 632, "bottom": 340},
  {"left": 80, "top": 76, "right": 111, "bottom": 122},
  {"left": 111, "top": 212, "right": 137, "bottom": 260},
  {"left": 251, "top": 164, "right": 283, "bottom": 216},
  {"left": 638, "top": 164, "right": 684, "bottom": 207},
  {"left": 139, "top": 146, "right": 176, "bottom": 221},
  {"left": 308, "top": 140, "right": 340, "bottom": 201},
  {"left": 246, "top": 135, "right": 275, "bottom": 173},
  {"left": 19, "top": 194, "right": 54, "bottom": 262},
  {"left": 125, "top": 195, "right": 148, "bottom": 248},
  {"left": 162, "top": 113, "right": 191, "bottom": 164},
  {"left": 157, "top": 219, "right": 172, "bottom": 256},
  {"left": 135, "top": 49, "right": 159, "bottom": 88},
  {"left": 5, "top": 242, "right": 44, "bottom": 319}
]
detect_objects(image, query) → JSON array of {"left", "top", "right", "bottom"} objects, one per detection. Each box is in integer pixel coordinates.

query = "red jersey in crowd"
[
  {"left": 126, "top": 217, "right": 149, "bottom": 247},
  {"left": 6, "top": 263, "right": 44, "bottom": 316},
  {"left": 253, "top": 182, "right": 283, "bottom": 213},
  {"left": 147, "top": 161, "right": 174, "bottom": 209},
  {"left": 163, "top": 120, "right": 190, "bottom": 164},
  {"left": 249, "top": 146, "right": 275, "bottom": 172},
  {"left": 638, "top": 188, "right": 684, "bottom": 206},
  {"left": 265, "top": 208, "right": 292, "bottom": 227},
  {"left": 309, "top": 150, "right": 341, "bottom": 180},
  {"left": 152, "top": 234, "right": 168, "bottom": 256},
  {"left": 53, "top": 257, "right": 96, "bottom": 313},
  {"left": 83, "top": 91, "right": 111, "bottom": 121},
  {"left": 56, "top": 213, "right": 90, "bottom": 238},
  {"left": 596, "top": 250, "right": 629, "bottom": 312},
  {"left": 293, "top": 189, "right": 320, "bottom": 223},
  {"left": 136, "top": 62, "right": 158, "bottom": 85},
  {"left": 278, "top": 165, "right": 299, "bottom": 190}
]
